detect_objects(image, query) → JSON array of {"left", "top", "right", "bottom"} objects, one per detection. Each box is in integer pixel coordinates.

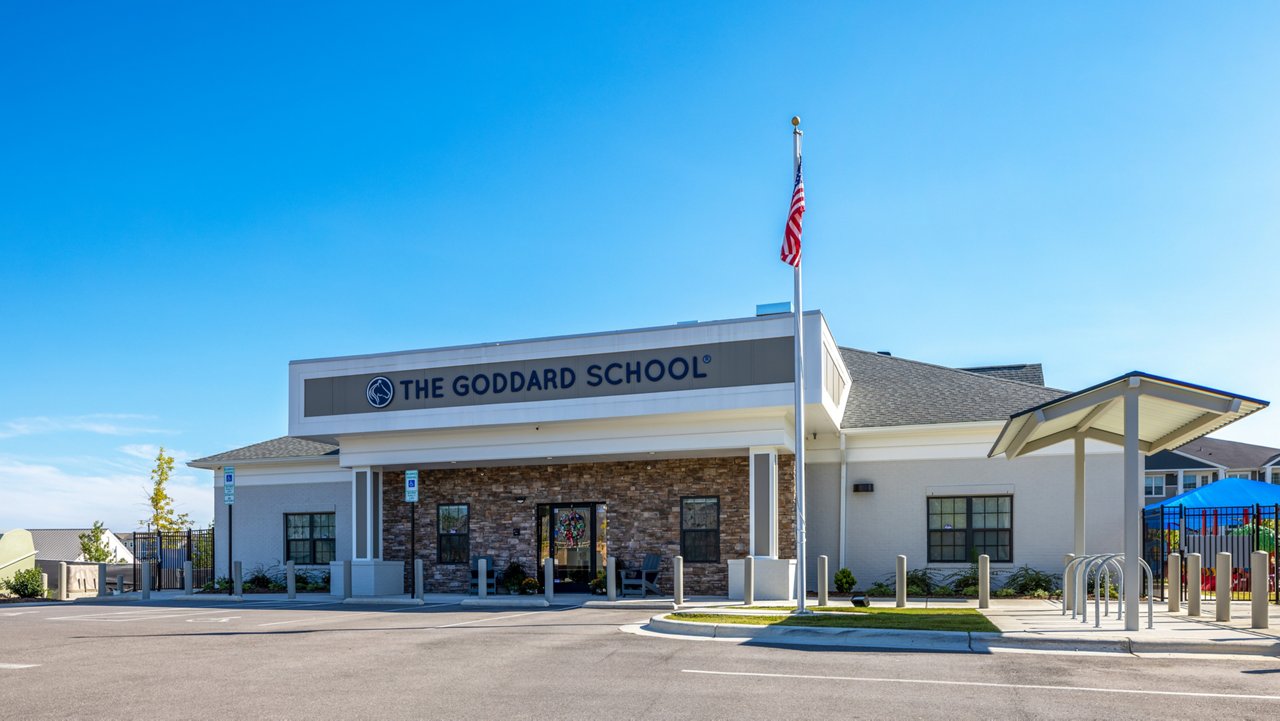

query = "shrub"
[
  {"left": 1002, "top": 565, "right": 1059, "bottom": 595},
  {"left": 502, "top": 561, "right": 528, "bottom": 593},
  {"left": 519, "top": 577, "right": 541, "bottom": 595},
  {"left": 947, "top": 563, "right": 980, "bottom": 595},
  {"left": 866, "top": 581, "right": 895, "bottom": 597},
  {"left": 994, "top": 587, "right": 1017, "bottom": 599},
  {"left": 903, "top": 568, "right": 947, "bottom": 596},
  {"left": 3, "top": 568, "right": 45, "bottom": 598},
  {"left": 959, "top": 585, "right": 979, "bottom": 598},
  {"left": 833, "top": 568, "right": 856, "bottom": 594},
  {"left": 589, "top": 571, "right": 607, "bottom": 594}
]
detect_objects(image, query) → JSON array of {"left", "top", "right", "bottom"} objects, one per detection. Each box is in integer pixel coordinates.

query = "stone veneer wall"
[{"left": 381, "top": 456, "right": 797, "bottom": 596}]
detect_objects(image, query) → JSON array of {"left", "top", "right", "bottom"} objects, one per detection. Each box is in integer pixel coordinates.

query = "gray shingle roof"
[
  {"left": 28, "top": 529, "right": 95, "bottom": 561},
  {"left": 1172, "top": 437, "right": 1280, "bottom": 470},
  {"left": 190, "top": 436, "right": 339, "bottom": 466},
  {"left": 839, "top": 348, "right": 1066, "bottom": 429},
  {"left": 959, "top": 363, "right": 1045, "bottom": 386}
]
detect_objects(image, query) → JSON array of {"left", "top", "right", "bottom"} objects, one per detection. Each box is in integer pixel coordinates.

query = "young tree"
[
  {"left": 78, "top": 520, "right": 116, "bottom": 563},
  {"left": 140, "top": 447, "right": 192, "bottom": 532}
]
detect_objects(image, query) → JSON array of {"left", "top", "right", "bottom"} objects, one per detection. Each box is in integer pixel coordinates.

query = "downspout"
[{"left": 838, "top": 432, "right": 847, "bottom": 570}]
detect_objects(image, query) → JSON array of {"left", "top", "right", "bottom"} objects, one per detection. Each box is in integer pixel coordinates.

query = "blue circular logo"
[
  {"left": 366, "top": 376, "right": 394, "bottom": 408},
  {"left": 702, "top": 354, "right": 712, "bottom": 364}
]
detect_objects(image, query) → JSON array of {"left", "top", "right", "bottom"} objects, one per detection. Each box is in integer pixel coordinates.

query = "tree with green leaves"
[
  {"left": 140, "top": 447, "right": 192, "bottom": 532},
  {"left": 78, "top": 520, "right": 116, "bottom": 563}
]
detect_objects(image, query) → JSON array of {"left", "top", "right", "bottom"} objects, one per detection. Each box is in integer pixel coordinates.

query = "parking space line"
[
  {"left": 49, "top": 608, "right": 257, "bottom": 623},
  {"left": 433, "top": 611, "right": 539, "bottom": 629},
  {"left": 0, "top": 663, "right": 40, "bottom": 670},
  {"left": 254, "top": 602, "right": 455, "bottom": 628},
  {"left": 680, "top": 670, "right": 1280, "bottom": 702}
]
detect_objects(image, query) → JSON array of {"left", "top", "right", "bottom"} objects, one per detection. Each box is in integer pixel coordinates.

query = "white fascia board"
[
  {"left": 188, "top": 455, "right": 337, "bottom": 471},
  {"left": 212, "top": 461, "right": 347, "bottom": 488},
  {"left": 842, "top": 420, "right": 1121, "bottom": 462}
]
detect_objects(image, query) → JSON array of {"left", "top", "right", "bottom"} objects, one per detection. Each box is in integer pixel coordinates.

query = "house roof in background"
[
  {"left": 1173, "top": 436, "right": 1280, "bottom": 470},
  {"left": 839, "top": 348, "right": 1065, "bottom": 429},
  {"left": 960, "top": 363, "right": 1045, "bottom": 386},
  {"left": 189, "top": 436, "right": 339, "bottom": 468},
  {"left": 27, "top": 529, "right": 98, "bottom": 561}
]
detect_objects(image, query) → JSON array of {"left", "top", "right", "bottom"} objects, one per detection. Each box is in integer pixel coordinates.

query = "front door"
[{"left": 538, "top": 503, "right": 605, "bottom": 593}]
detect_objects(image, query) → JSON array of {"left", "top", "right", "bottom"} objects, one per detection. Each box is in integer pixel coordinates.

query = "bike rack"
[{"left": 1063, "top": 552, "right": 1154, "bottom": 630}]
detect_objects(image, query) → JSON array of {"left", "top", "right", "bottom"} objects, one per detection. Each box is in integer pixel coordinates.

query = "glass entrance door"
[{"left": 538, "top": 503, "right": 606, "bottom": 593}]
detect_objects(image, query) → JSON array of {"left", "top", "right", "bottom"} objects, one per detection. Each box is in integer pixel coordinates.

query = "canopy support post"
[
  {"left": 1124, "top": 381, "right": 1142, "bottom": 632},
  {"left": 1074, "top": 434, "right": 1086, "bottom": 557}
]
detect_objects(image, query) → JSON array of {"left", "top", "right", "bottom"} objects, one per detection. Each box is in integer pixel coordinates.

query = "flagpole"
[{"left": 791, "top": 116, "right": 809, "bottom": 614}]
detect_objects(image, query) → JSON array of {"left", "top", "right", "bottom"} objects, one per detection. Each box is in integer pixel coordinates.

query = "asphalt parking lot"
[{"left": 3, "top": 598, "right": 1280, "bottom": 720}]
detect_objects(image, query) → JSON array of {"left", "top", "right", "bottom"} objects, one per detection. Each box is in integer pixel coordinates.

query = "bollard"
[
  {"left": 184, "top": 561, "right": 194, "bottom": 596},
  {"left": 41, "top": 573, "right": 49, "bottom": 598},
  {"left": 1167, "top": 553, "right": 1180, "bottom": 613},
  {"left": 895, "top": 555, "right": 907, "bottom": 608},
  {"left": 478, "top": 558, "right": 488, "bottom": 598},
  {"left": 606, "top": 557, "right": 617, "bottom": 602},
  {"left": 97, "top": 563, "right": 108, "bottom": 597},
  {"left": 342, "top": 559, "right": 352, "bottom": 600},
  {"left": 978, "top": 555, "right": 990, "bottom": 609},
  {"left": 817, "top": 555, "right": 829, "bottom": 607},
  {"left": 1187, "top": 554, "right": 1201, "bottom": 616},
  {"left": 140, "top": 563, "right": 151, "bottom": 601},
  {"left": 543, "top": 557, "right": 554, "bottom": 603},
  {"left": 1215, "top": 552, "right": 1231, "bottom": 622},
  {"left": 414, "top": 558, "right": 424, "bottom": 600},
  {"left": 743, "top": 556, "right": 755, "bottom": 606},
  {"left": 1252, "top": 551, "right": 1269, "bottom": 629},
  {"left": 1062, "top": 554, "right": 1076, "bottom": 611},
  {"left": 286, "top": 560, "right": 296, "bottom": 599},
  {"left": 232, "top": 561, "right": 243, "bottom": 598},
  {"left": 673, "top": 556, "right": 684, "bottom": 606},
  {"left": 55, "top": 562, "right": 67, "bottom": 601},
  {"left": 116, "top": 574, "right": 124, "bottom": 596}
]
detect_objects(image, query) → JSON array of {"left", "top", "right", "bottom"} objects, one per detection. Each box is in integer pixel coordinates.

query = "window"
[
  {"left": 1183, "top": 471, "right": 1213, "bottom": 491},
  {"left": 1144, "top": 475, "right": 1165, "bottom": 497},
  {"left": 1225, "top": 471, "right": 1251, "bottom": 479},
  {"left": 1272, "top": 470, "right": 1280, "bottom": 486},
  {"left": 437, "top": 504, "right": 469, "bottom": 565},
  {"left": 284, "top": 513, "right": 336, "bottom": 565},
  {"left": 680, "top": 496, "right": 720, "bottom": 563},
  {"left": 927, "top": 496, "right": 1011, "bottom": 563}
]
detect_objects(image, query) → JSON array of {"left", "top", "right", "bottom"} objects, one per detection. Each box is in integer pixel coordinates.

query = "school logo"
[{"left": 366, "top": 376, "right": 395, "bottom": 408}]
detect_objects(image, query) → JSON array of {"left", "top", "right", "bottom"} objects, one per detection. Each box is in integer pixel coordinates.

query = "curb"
[
  {"left": 459, "top": 597, "right": 551, "bottom": 608},
  {"left": 342, "top": 597, "right": 425, "bottom": 606},
  {"left": 583, "top": 600, "right": 677, "bottom": 611}
]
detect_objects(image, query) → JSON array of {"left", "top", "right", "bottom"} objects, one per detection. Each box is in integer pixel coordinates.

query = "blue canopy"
[{"left": 1145, "top": 477, "right": 1280, "bottom": 510}]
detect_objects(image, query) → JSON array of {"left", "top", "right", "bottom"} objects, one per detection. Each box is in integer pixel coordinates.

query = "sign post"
[
  {"left": 406, "top": 470, "right": 419, "bottom": 575},
  {"left": 224, "top": 466, "right": 235, "bottom": 596}
]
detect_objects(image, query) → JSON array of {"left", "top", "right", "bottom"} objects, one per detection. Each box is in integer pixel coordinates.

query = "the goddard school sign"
[{"left": 303, "top": 337, "right": 794, "bottom": 417}]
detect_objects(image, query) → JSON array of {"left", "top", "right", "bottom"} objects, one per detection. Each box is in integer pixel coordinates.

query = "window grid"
[
  {"left": 437, "top": 504, "right": 470, "bottom": 565},
  {"left": 680, "top": 496, "right": 720, "bottom": 563},
  {"left": 283, "top": 513, "right": 336, "bottom": 565},
  {"left": 927, "top": 496, "right": 1012, "bottom": 563}
]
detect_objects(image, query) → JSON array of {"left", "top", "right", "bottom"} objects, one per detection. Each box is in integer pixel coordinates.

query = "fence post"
[
  {"left": 978, "top": 554, "right": 990, "bottom": 609},
  {"left": 478, "top": 558, "right": 488, "bottom": 599},
  {"left": 743, "top": 556, "right": 755, "bottom": 606},
  {"left": 543, "top": 557, "right": 554, "bottom": 604},
  {"left": 413, "top": 558, "right": 424, "bottom": 600},
  {"left": 98, "top": 563, "right": 108, "bottom": 597},
  {"left": 1252, "top": 551, "right": 1269, "bottom": 629},
  {"left": 286, "top": 560, "right": 296, "bottom": 599},
  {"left": 606, "top": 557, "right": 617, "bottom": 602},
  {"left": 1167, "top": 553, "right": 1180, "bottom": 613},
  {"left": 1215, "top": 552, "right": 1231, "bottom": 622},
  {"left": 342, "top": 559, "right": 352, "bottom": 600},
  {"left": 140, "top": 562, "right": 151, "bottom": 601},
  {"left": 232, "top": 560, "right": 243, "bottom": 598},
  {"left": 896, "top": 555, "right": 907, "bottom": 608},
  {"left": 1062, "top": 553, "right": 1076, "bottom": 612},
  {"left": 184, "top": 561, "right": 194, "bottom": 596},
  {"left": 673, "top": 556, "right": 684, "bottom": 606},
  {"left": 1186, "top": 553, "right": 1201, "bottom": 616}
]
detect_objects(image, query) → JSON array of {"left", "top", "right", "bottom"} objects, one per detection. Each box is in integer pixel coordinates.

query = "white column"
[
  {"left": 673, "top": 556, "right": 684, "bottom": 606},
  {"left": 978, "top": 554, "right": 990, "bottom": 609},
  {"left": 1215, "top": 552, "right": 1231, "bottom": 621},
  {"left": 748, "top": 447, "right": 779, "bottom": 558},
  {"left": 1123, "top": 383, "right": 1141, "bottom": 631},
  {"left": 1074, "top": 434, "right": 1086, "bottom": 557},
  {"left": 1186, "top": 553, "right": 1201, "bottom": 616},
  {"left": 838, "top": 434, "right": 848, "bottom": 570},
  {"left": 1167, "top": 553, "right": 1180, "bottom": 613},
  {"left": 606, "top": 557, "right": 617, "bottom": 602},
  {"left": 895, "top": 555, "right": 907, "bottom": 608}
]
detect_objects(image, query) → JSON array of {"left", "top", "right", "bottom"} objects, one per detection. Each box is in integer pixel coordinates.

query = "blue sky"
[{"left": 2, "top": 3, "right": 1278, "bottom": 532}]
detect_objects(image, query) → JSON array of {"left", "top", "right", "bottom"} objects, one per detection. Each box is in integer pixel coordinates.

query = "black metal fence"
[
  {"left": 1143, "top": 504, "right": 1278, "bottom": 604},
  {"left": 132, "top": 529, "right": 215, "bottom": 591}
]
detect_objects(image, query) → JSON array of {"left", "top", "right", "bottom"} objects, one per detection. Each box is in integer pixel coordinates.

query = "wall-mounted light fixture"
[
  {"left": 852, "top": 483, "right": 874, "bottom": 493},
  {"left": 515, "top": 496, "right": 526, "bottom": 505}
]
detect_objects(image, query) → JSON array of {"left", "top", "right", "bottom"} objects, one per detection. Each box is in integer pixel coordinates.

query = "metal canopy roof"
[{"left": 989, "top": 371, "right": 1268, "bottom": 459}]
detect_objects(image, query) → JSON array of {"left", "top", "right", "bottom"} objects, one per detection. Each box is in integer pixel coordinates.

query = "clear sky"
[{"left": 2, "top": 3, "right": 1278, "bottom": 532}]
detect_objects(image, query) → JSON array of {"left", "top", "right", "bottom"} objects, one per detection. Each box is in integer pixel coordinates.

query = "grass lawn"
[{"left": 670, "top": 607, "right": 999, "bottom": 633}]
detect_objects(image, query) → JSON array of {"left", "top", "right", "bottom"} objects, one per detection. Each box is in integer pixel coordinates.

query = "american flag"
[{"left": 780, "top": 160, "right": 805, "bottom": 267}]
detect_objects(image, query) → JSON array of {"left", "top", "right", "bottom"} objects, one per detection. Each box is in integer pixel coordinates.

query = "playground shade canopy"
[{"left": 1144, "top": 477, "right": 1280, "bottom": 510}]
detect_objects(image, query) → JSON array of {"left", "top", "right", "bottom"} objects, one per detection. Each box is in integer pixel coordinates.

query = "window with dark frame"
[
  {"left": 927, "top": 496, "right": 1012, "bottom": 563},
  {"left": 437, "top": 504, "right": 469, "bottom": 565},
  {"left": 284, "top": 513, "right": 336, "bottom": 565},
  {"left": 680, "top": 496, "right": 720, "bottom": 563}
]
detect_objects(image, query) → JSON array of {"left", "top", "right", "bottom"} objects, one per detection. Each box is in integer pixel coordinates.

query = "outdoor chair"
[
  {"left": 470, "top": 555, "right": 497, "bottom": 595},
  {"left": 620, "top": 553, "right": 662, "bottom": 597}
]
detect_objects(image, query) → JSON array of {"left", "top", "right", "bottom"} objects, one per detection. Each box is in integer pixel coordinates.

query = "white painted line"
[
  {"left": 0, "top": 663, "right": 40, "bottom": 670},
  {"left": 0, "top": 611, "right": 39, "bottom": 617},
  {"left": 433, "top": 611, "right": 540, "bottom": 629},
  {"left": 254, "top": 602, "right": 454, "bottom": 629},
  {"left": 186, "top": 617, "right": 239, "bottom": 623},
  {"left": 49, "top": 608, "right": 250, "bottom": 623},
  {"left": 681, "top": 670, "right": 1280, "bottom": 702}
]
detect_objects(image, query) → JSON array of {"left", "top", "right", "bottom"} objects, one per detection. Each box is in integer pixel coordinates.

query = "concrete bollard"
[
  {"left": 1167, "top": 553, "right": 1180, "bottom": 613},
  {"left": 817, "top": 555, "right": 829, "bottom": 607},
  {"left": 978, "top": 554, "right": 990, "bottom": 609},
  {"left": 140, "top": 563, "right": 151, "bottom": 601},
  {"left": 543, "top": 558, "right": 554, "bottom": 603},
  {"left": 1252, "top": 551, "right": 1269, "bottom": 629},
  {"left": 232, "top": 561, "right": 243, "bottom": 598},
  {"left": 97, "top": 563, "right": 108, "bottom": 597},
  {"left": 116, "top": 574, "right": 124, "bottom": 596},
  {"left": 606, "top": 557, "right": 617, "bottom": 602},
  {"left": 896, "top": 555, "right": 907, "bottom": 608},
  {"left": 1187, "top": 553, "right": 1201, "bottom": 616},
  {"left": 673, "top": 556, "right": 684, "bottom": 606},
  {"left": 342, "top": 559, "right": 352, "bottom": 600},
  {"left": 414, "top": 558, "right": 424, "bottom": 600},
  {"left": 743, "top": 556, "right": 755, "bottom": 606},
  {"left": 55, "top": 562, "right": 67, "bottom": 601},
  {"left": 478, "top": 558, "right": 488, "bottom": 598},
  {"left": 1062, "top": 553, "right": 1076, "bottom": 611},
  {"left": 1215, "top": 552, "right": 1231, "bottom": 622},
  {"left": 40, "top": 573, "right": 49, "bottom": 598},
  {"left": 286, "top": 560, "right": 296, "bottom": 599},
  {"left": 184, "top": 561, "right": 194, "bottom": 596}
]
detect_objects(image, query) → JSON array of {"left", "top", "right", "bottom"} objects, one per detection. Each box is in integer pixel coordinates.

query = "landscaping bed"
[{"left": 670, "top": 607, "right": 999, "bottom": 633}]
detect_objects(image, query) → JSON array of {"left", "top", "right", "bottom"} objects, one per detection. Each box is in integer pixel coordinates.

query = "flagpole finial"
[{"left": 791, "top": 115, "right": 801, "bottom": 127}]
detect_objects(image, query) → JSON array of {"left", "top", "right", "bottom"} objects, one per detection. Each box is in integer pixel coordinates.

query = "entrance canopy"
[{"left": 989, "top": 371, "right": 1268, "bottom": 460}]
